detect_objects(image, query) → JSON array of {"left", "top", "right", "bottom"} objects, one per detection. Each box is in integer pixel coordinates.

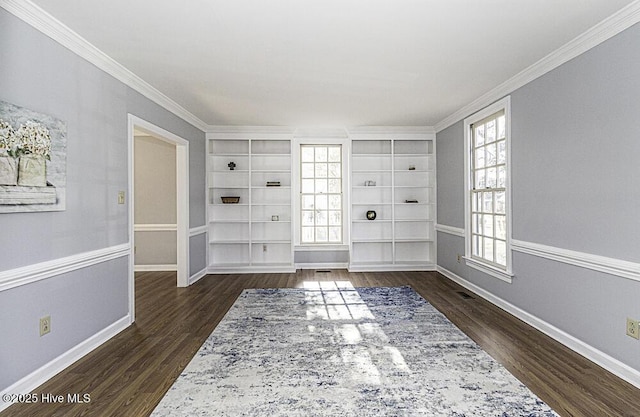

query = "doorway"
[{"left": 128, "top": 115, "right": 190, "bottom": 322}]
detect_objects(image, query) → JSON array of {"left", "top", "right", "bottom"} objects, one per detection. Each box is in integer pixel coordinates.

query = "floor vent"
[
  {"left": 456, "top": 291, "right": 474, "bottom": 299},
  {"left": 315, "top": 270, "right": 331, "bottom": 273}
]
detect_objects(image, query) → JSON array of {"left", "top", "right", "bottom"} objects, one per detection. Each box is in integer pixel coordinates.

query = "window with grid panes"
[
  {"left": 470, "top": 110, "right": 508, "bottom": 268},
  {"left": 300, "top": 145, "right": 342, "bottom": 244}
]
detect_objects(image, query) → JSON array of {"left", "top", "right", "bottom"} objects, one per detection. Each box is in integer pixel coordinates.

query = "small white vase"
[
  {"left": 18, "top": 154, "right": 47, "bottom": 187},
  {"left": 0, "top": 155, "right": 18, "bottom": 185}
]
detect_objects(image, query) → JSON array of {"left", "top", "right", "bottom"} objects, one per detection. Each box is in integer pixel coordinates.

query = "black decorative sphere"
[{"left": 366, "top": 210, "right": 376, "bottom": 220}]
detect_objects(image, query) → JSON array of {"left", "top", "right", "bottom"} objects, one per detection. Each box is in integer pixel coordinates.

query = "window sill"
[
  {"left": 464, "top": 257, "right": 513, "bottom": 283},
  {"left": 295, "top": 244, "right": 349, "bottom": 252}
]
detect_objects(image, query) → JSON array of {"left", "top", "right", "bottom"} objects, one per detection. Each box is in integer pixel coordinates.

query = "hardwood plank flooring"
[{"left": 2, "top": 270, "right": 639, "bottom": 416}]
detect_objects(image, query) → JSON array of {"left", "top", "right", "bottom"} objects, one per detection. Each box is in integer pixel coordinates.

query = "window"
[
  {"left": 464, "top": 97, "right": 512, "bottom": 282},
  {"left": 300, "top": 145, "right": 342, "bottom": 244}
]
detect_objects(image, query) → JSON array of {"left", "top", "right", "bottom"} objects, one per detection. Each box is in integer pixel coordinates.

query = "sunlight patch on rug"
[{"left": 151, "top": 283, "right": 557, "bottom": 416}]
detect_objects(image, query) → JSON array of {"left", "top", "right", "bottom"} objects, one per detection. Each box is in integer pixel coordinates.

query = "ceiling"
[{"left": 29, "top": 0, "right": 637, "bottom": 127}]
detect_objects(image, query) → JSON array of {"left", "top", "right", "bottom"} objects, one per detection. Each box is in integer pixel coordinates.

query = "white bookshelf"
[
  {"left": 349, "top": 138, "right": 435, "bottom": 271},
  {"left": 207, "top": 137, "right": 294, "bottom": 273}
]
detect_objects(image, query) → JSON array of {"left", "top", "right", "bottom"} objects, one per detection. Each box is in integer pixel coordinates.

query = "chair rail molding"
[
  {"left": 511, "top": 239, "right": 640, "bottom": 282},
  {"left": 189, "top": 225, "right": 208, "bottom": 237},
  {"left": 0, "top": 243, "right": 130, "bottom": 292},
  {"left": 435, "top": 224, "right": 465, "bottom": 238},
  {"left": 134, "top": 224, "right": 178, "bottom": 232}
]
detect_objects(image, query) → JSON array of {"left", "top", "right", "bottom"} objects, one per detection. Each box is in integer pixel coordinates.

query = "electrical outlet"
[
  {"left": 263, "top": 244, "right": 267, "bottom": 252},
  {"left": 40, "top": 316, "right": 51, "bottom": 336},
  {"left": 118, "top": 191, "right": 125, "bottom": 204},
  {"left": 627, "top": 318, "right": 639, "bottom": 340},
  {"left": 457, "top": 254, "right": 462, "bottom": 263}
]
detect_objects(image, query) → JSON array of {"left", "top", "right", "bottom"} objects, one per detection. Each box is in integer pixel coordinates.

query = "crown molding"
[
  {"left": 347, "top": 126, "right": 436, "bottom": 140},
  {"left": 205, "top": 125, "right": 437, "bottom": 139},
  {"left": 0, "top": 0, "right": 208, "bottom": 132},
  {"left": 206, "top": 126, "right": 295, "bottom": 139},
  {"left": 293, "top": 127, "right": 349, "bottom": 138},
  {"left": 435, "top": 0, "right": 640, "bottom": 133}
]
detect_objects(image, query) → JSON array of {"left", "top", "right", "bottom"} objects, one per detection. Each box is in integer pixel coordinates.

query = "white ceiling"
[{"left": 29, "top": 0, "right": 637, "bottom": 127}]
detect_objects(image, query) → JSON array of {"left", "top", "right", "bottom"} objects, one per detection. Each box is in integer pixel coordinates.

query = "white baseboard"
[
  {"left": 436, "top": 265, "right": 640, "bottom": 389},
  {"left": 134, "top": 264, "right": 177, "bottom": 272},
  {"left": 348, "top": 263, "right": 435, "bottom": 272},
  {"left": 189, "top": 267, "right": 207, "bottom": 285},
  {"left": 295, "top": 262, "right": 349, "bottom": 270},
  {"left": 0, "top": 315, "right": 131, "bottom": 412}
]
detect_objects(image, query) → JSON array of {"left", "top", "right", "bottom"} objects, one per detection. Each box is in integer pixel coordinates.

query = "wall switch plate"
[
  {"left": 40, "top": 316, "right": 51, "bottom": 336},
  {"left": 118, "top": 191, "right": 125, "bottom": 204},
  {"left": 626, "top": 318, "right": 639, "bottom": 340}
]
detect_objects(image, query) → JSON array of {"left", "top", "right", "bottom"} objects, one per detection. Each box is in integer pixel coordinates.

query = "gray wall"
[
  {"left": 294, "top": 250, "right": 349, "bottom": 264},
  {"left": 436, "top": 23, "right": 640, "bottom": 372},
  {"left": 134, "top": 135, "right": 177, "bottom": 267},
  {"left": 0, "top": 8, "right": 205, "bottom": 391}
]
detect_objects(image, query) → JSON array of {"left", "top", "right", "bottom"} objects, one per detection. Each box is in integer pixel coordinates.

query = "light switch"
[{"left": 118, "top": 191, "right": 125, "bottom": 204}]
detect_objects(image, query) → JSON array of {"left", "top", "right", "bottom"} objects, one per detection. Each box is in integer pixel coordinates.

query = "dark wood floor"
[{"left": 3, "top": 270, "right": 639, "bottom": 416}]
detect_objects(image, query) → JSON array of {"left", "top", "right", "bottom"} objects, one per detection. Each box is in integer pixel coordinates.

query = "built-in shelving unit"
[
  {"left": 207, "top": 136, "right": 294, "bottom": 273},
  {"left": 349, "top": 137, "right": 435, "bottom": 271}
]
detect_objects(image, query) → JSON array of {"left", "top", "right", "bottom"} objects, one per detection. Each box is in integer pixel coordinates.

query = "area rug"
[{"left": 151, "top": 283, "right": 558, "bottom": 416}]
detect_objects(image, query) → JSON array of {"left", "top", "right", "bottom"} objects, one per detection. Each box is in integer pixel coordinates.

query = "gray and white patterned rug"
[{"left": 152, "top": 283, "right": 558, "bottom": 416}]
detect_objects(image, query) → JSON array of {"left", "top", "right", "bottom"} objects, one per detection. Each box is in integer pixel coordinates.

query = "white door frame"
[{"left": 128, "top": 114, "right": 190, "bottom": 322}]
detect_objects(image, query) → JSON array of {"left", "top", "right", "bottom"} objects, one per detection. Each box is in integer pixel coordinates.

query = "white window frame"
[
  {"left": 463, "top": 96, "right": 513, "bottom": 283},
  {"left": 293, "top": 138, "right": 350, "bottom": 248}
]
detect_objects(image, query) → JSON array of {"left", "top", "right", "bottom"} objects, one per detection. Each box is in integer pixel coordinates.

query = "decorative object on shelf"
[
  {"left": 266, "top": 181, "right": 281, "bottom": 187},
  {"left": 364, "top": 180, "right": 376, "bottom": 186},
  {"left": 408, "top": 165, "right": 416, "bottom": 170},
  {"left": 221, "top": 196, "right": 240, "bottom": 204},
  {"left": 0, "top": 100, "right": 67, "bottom": 213},
  {"left": 405, "top": 199, "right": 418, "bottom": 203},
  {"left": 271, "top": 215, "right": 279, "bottom": 221},
  {"left": 366, "top": 210, "right": 377, "bottom": 220},
  {"left": 227, "top": 161, "right": 236, "bottom": 170}
]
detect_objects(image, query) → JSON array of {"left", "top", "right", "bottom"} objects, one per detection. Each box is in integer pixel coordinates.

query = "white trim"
[
  {"left": 189, "top": 225, "right": 208, "bottom": 237},
  {"left": 435, "top": 1, "right": 640, "bottom": 133},
  {"left": 0, "top": 315, "right": 130, "bottom": 412},
  {"left": 347, "top": 126, "right": 436, "bottom": 140},
  {"left": 0, "top": 0, "right": 207, "bottom": 132},
  {"left": 134, "top": 223, "right": 177, "bottom": 232},
  {"left": 0, "top": 244, "right": 129, "bottom": 292},
  {"left": 512, "top": 239, "right": 640, "bottom": 282},
  {"left": 207, "top": 265, "right": 296, "bottom": 274},
  {"left": 463, "top": 257, "right": 513, "bottom": 284},
  {"left": 435, "top": 224, "right": 465, "bottom": 238},
  {"left": 128, "top": 114, "right": 190, "bottom": 294},
  {"left": 436, "top": 265, "right": 640, "bottom": 389},
  {"left": 189, "top": 267, "right": 207, "bottom": 285},
  {"left": 348, "top": 263, "right": 436, "bottom": 272},
  {"left": 134, "top": 264, "right": 178, "bottom": 272},
  {"left": 295, "top": 244, "right": 349, "bottom": 252},
  {"left": 206, "top": 126, "right": 294, "bottom": 139},
  {"left": 294, "top": 127, "right": 349, "bottom": 139},
  {"left": 463, "top": 96, "right": 513, "bottom": 280},
  {"left": 296, "top": 262, "right": 349, "bottom": 270},
  {"left": 293, "top": 138, "right": 351, "bottom": 247}
]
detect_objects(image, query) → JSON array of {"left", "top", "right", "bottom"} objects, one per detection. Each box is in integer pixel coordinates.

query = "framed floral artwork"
[{"left": 0, "top": 100, "right": 66, "bottom": 212}]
